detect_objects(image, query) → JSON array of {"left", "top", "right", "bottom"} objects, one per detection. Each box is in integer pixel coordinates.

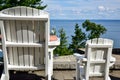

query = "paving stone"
[{"left": 53, "top": 54, "right": 120, "bottom": 70}]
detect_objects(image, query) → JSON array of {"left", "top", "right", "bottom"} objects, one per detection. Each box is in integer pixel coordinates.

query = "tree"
[
  {"left": 69, "top": 20, "right": 107, "bottom": 53},
  {"left": 69, "top": 23, "right": 86, "bottom": 52},
  {"left": 54, "top": 28, "right": 71, "bottom": 56},
  {"left": 82, "top": 20, "right": 107, "bottom": 39},
  {"left": 0, "top": 0, "right": 47, "bottom": 11}
]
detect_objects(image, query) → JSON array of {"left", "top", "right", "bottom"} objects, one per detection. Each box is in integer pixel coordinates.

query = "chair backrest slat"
[
  {"left": 34, "top": 48, "right": 40, "bottom": 65},
  {"left": 8, "top": 47, "right": 13, "bottom": 65},
  {"left": 21, "top": 20, "right": 28, "bottom": 43},
  {"left": 13, "top": 47, "right": 19, "bottom": 66},
  {"left": 20, "top": 6, "right": 27, "bottom": 16},
  {"left": 18, "top": 47, "right": 24, "bottom": 66},
  {"left": 16, "top": 20, "right": 23, "bottom": 43},
  {"left": 4, "top": 20, "right": 11, "bottom": 41},
  {"left": 29, "top": 47, "right": 34, "bottom": 66}
]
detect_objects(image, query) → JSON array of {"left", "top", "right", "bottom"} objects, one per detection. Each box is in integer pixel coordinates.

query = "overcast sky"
[{"left": 43, "top": 0, "right": 120, "bottom": 20}]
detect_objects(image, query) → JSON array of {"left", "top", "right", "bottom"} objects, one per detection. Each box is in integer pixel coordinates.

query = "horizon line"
[{"left": 50, "top": 19, "right": 120, "bottom": 20}]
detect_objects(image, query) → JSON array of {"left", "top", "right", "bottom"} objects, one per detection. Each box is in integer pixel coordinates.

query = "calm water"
[{"left": 50, "top": 20, "right": 120, "bottom": 48}]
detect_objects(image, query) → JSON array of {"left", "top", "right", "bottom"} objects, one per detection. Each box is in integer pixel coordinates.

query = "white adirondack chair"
[
  {"left": 0, "top": 6, "right": 59, "bottom": 80},
  {"left": 74, "top": 38, "right": 116, "bottom": 80}
]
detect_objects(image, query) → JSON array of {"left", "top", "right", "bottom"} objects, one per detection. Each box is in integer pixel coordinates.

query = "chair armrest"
[
  {"left": 109, "top": 56, "right": 116, "bottom": 67},
  {"left": 74, "top": 53, "right": 87, "bottom": 65},
  {"left": 73, "top": 53, "right": 85, "bottom": 60},
  {"left": 82, "top": 58, "right": 87, "bottom": 62},
  {"left": 110, "top": 56, "right": 116, "bottom": 62}
]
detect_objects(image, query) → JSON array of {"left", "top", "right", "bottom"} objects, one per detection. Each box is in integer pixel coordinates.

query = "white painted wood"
[
  {"left": 45, "top": 21, "right": 49, "bottom": 78},
  {"left": 10, "top": 20, "right": 17, "bottom": 42},
  {"left": 8, "top": 47, "right": 13, "bottom": 65},
  {"left": 90, "top": 60, "right": 106, "bottom": 63},
  {"left": 0, "top": 6, "right": 56, "bottom": 80},
  {"left": 26, "top": 7, "right": 33, "bottom": 16},
  {"left": 48, "top": 48, "right": 56, "bottom": 75},
  {"left": 0, "top": 6, "right": 49, "bottom": 20},
  {"left": 16, "top": 20, "right": 23, "bottom": 43},
  {"left": 74, "top": 38, "right": 116, "bottom": 80},
  {"left": 29, "top": 47, "right": 34, "bottom": 66},
  {"left": 1, "top": 73, "right": 6, "bottom": 80},
  {"left": 4, "top": 20, "right": 11, "bottom": 41},
  {"left": 105, "top": 47, "right": 111, "bottom": 80},
  {"left": 0, "top": 6, "right": 49, "bottom": 21},
  {"left": 8, "top": 64, "right": 45, "bottom": 70},
  {"left": 24, "top": 47, "right": 29, "bottom": 66},
  {"left": 21, "top": 21, "right": 28, "bottom": 43},
  {"left": 0, "top": 15, "right": 48, "bottom": 20},
  {"left": 40, "top": 21, "right": 45, "bottom": 42},
  {"left": 8, "top": 8, "right": 15, "bottom": 15},
  {"left": 34, "top": 21, "right": 40, "bottom": 43},
  {"left": 39, "top": 21, "right": 45, "bottom": 65},
  {"left": 88, "top": 44, "right": 112, "bottom": 48},
  {"left": 85, "top": 47, "right": 91, "bottom": 80},
  {"left": 76, "top": 58, "right": 80, "bottom": 80},
  {"left": 6, "top": 41, "right": 44, "bottom": 47},
  {"left": 27, "top": 21, "right": 34, "bottom": 43},
  {"left": 18, "top": 47, "right": 24, "bottom": 66},
  {"left": 89, "top": 73, "right": 104, "bottom": 76},
  {"left": 13, "top": 47, "right": 18, "bottom": 66},
  {"left": 40, "top": 47, "right": 45, "bottom": 64},
  {"left": 34, "top": 47, "right": 40, "bottom": 66},
  {"left": 33, "top": 8, "right": 39, "bottom": 16},
  {"left": 94, "top": 64, "right": 101, "bottom": 73},
  {"left": 14, "top": 7, "right": 21, "bottom": 16},
  {"left": 0, "top": 21, "right": 9, "bottom": 80},
  {"left": 20, "top": 6, "right": 27, "bottom": 16}
]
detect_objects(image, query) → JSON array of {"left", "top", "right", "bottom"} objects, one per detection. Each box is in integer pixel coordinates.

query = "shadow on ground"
[
  {"left": 112, "top": 48, "right": 120, "bottom": 54},
  {"left": 0, "top": 63, "right": 3, "bottom": 78},
  {"left": 110, "top": 75, "right": 120, "bottom": 80},
  {"left": 10, "top": 71, "right": 45, "bottom": 80}
]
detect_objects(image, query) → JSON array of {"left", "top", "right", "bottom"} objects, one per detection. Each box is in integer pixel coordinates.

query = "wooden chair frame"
[
  {"left": 0, "top": 6, "right": 57, "bottom": 80},
  {"left": 74, "top": 38, "right": 116, "bottom": 80}
]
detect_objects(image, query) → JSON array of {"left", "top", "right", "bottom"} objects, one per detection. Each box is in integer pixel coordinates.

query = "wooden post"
[{"left": 0, "top": 21, "right": 9, "bottom": 80}]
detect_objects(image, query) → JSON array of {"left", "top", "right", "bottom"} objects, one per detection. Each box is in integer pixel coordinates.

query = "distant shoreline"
[{"left": 50, "top": 19, "right": 120, "bottom": 21}]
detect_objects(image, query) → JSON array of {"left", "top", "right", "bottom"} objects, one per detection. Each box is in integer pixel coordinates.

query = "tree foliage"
[
  {"left": 69, "top": 23, "right": 86, "bottom": 52},
  {"left": 0, "top": 0, "right": 47, "bottom": 10},
  {"left": 69, "top": 20, "right": 107, "bottom": 53},
  {"left": 82, "top": 20, "right": 107, "bottom": 39},
  {"left": 54, "top": 20, "right": 107, "bottom": 55},
  {"left": 54, "top": 28, "right": 72, "bottom": 56}
]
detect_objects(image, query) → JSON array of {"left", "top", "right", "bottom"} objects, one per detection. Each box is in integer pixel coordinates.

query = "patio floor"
[
  {"left": 0, "top": 48, "right": 119, "bottom": 80},
  {"left": 9, "top": 69, "right": 120, "bottom": 80},
  {"left": 9, "top": 53, "right": 120, "bottom": 80}
]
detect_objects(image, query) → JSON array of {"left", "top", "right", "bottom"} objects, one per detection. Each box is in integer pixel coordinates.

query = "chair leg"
[
  {"left": 45, "top": 74, "right": 52, "bottom": 80},
  {"left": 1, "top": 70, "right": 9, "bottom": 80},
  {"left": 76, "top": 59, "right": 80, "bottom": 80},
  {"left": 108, "top": 76, "right": 111, "bottom": 80},
  {"left": 0, "top": 72, "right": 5, "bottom": 80}
]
